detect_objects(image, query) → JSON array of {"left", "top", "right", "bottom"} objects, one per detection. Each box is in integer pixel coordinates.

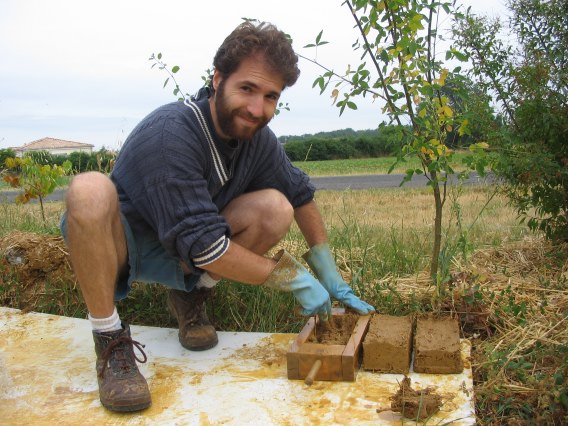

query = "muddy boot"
[
  {"left": 167, "top": 287, "right": 218, "bottom": 351},
  {"left": 93, "top": 323, "right": 151, "bottom": 412}
]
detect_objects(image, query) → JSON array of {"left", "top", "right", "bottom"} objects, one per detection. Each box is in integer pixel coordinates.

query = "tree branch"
[{"left": 344, "top": 0, "right": 403, "bottom": 126}]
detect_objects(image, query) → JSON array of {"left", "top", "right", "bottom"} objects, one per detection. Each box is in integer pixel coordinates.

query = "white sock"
[
  {"left": 88, "top": 307, "right": 122, "bottom": 333},
  {"left": 196, "top": 272, "right": 219, "bottom": 289}
]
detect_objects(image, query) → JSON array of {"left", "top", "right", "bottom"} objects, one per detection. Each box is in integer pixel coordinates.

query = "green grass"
[{"left": 292, "top": 151, "right": 472, "bottom": 176}]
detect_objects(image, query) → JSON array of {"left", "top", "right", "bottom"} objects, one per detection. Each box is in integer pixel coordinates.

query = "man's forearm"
[
  {"left": 294, "top": 200, "right": 328, "bottom": 248},
  {"left": 200, "top": 242, "right": 276, "bottom": 285}
]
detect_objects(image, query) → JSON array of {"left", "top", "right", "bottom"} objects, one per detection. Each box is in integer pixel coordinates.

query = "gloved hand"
[
  {"left": 303, "top": 243, "right": 375, "bottom": 314},
  {"left": 264, "top": 249, "right": 332, "bottom": 320}
]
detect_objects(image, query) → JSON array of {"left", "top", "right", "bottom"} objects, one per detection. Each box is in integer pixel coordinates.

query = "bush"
[
  {"left": 0, "top": 149, "right": 16, "bottom": 171},
  {"left": 283, "top": 127, "right": 402, "bottom": 161}
]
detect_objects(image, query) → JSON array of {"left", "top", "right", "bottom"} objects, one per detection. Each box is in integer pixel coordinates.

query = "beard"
[{"left": 214, "top": 79, "right": 272, "bottom": 141}]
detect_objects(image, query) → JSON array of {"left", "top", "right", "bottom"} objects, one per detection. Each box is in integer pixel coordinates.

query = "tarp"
[{"left": 0, "top": 307, "right": 475, "bottom": 425}]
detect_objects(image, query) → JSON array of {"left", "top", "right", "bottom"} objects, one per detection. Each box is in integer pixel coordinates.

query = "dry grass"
[
  {"left": 315, "top": 185, "right": 524, "bottom": 241},
  {"left": 0, "top": 200, "right": 65, "bottom": 234}
]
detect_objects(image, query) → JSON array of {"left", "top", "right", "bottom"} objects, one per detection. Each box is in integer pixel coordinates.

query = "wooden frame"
[{"left": 286, "top": 308, "right": 371, "bottom": 382}]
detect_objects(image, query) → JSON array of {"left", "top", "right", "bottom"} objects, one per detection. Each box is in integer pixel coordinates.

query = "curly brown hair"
[{"left": 213, "top": 21, "right": 300, "bottom": 89}]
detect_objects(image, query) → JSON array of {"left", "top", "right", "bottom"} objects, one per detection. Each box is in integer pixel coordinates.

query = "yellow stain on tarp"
[{"left": 0, "top": 308, "right": 475, "bottom": 425}]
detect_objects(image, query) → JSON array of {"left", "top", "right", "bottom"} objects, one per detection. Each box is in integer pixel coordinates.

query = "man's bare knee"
[
  {"left": 263, "top": 188, "right": 293, "bottom": 223},
  {"left": 66, "top": 172, "right": 119, "bottom": 223},
  {"left": 250, "top": 190, "right": 293, "bottom": 242},
  {"left": 222, "top": 189, "right": 294, "bottom": 249}
]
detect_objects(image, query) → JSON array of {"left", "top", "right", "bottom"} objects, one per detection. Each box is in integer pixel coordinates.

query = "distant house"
[{"left": 13, "top": 137, "right": 94, "bottom": 157}]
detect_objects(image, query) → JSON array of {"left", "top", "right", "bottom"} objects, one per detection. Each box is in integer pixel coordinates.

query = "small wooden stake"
[{"left": 304, "top": 359, "right": 322, "bottom": 386}]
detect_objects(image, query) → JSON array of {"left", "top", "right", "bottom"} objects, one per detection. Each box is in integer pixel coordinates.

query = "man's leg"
[
  {"left": 66, "top": 172, "right": 126, "bottom": 317},
  {"left": 65, "top": 172, "right": 151, "bottom": 412},
  {"left": 169, "top": 189, "right": 294, "bottom": 350},
  {"left": 222, "top": 188, "right": 294, "bottom": 256}
]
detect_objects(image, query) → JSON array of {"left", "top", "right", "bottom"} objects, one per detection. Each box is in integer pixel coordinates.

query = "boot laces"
[{"left": 99, "top": 335, "right": 148, "bottom": 378}]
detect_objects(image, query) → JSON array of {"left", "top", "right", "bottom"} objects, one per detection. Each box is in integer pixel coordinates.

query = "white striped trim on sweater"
[
  {"left": 193, "top": 236, "right": 231, "bottom": 266},
  {"left": 184, "top": 99, "right": 229, "bottom": 185}
]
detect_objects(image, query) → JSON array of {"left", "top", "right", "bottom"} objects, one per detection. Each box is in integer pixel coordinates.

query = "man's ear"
[{"left": 212, "top": 71, "right": 222, "bottom": 91}]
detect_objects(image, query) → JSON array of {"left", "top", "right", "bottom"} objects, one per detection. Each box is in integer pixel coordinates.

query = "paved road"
[
  {"left": 0, "top": 172, "right": 492, "bottom": 203},
  {"left": 310, "top": 171, "right": 491, "bottom": 190}
]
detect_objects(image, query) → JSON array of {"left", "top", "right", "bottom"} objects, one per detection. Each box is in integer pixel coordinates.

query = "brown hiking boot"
[
  {"left": 167, "top": 287, "right": 218, "bottom": 351},
  {"left": 93, "top": 323, "right": 151, "bottom": 412}
]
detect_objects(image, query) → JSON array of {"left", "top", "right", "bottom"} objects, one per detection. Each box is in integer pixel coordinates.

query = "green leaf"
[
  {"left": 315, "top": 30, "right": 324, "bottom": 44},
  {"left": 62, "top": 160, "right": 72, "bottom": 173},
  {"left": 312, "top": 77, "right": 322, "bottom": 89},
  {"left": 408, "top": 42, "right": 418, "bottom": 55},
  {"left": 172, "top": 65, "right": 180, "bottom": 73},
  {"left": 163, "top": 78, "right": 169, "bottom": 89}
]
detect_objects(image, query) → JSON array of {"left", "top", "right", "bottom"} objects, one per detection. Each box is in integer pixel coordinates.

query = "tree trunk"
[
  {"left": 39, "top": 195, "right": 46, "bottom": 224},
  {"left": 430, "top": 171, "right": 443, "bottom": 280}
]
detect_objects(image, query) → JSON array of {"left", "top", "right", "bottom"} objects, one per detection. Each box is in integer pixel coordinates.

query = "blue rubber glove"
[
  {"left": 264, "top": 250, "right": 332, "bottom": 320},
  {"left": 303, "top": 243, "right": 375, "bottom": 314}
]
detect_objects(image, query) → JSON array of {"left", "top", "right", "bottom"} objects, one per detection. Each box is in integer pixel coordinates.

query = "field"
[
  {"left": 0, "top": 165, "right": 566, "bottom": 424},
  {"left": 292, "top": 152, "right": 471, "bottom": 176}
]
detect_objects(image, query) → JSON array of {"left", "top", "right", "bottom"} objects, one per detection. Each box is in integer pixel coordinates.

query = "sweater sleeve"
[{"left": 246, "top": 127, "right": 315, "bottom": 208}]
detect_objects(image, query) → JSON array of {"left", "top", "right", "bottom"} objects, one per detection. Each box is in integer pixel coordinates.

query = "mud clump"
[
  {"left": 0, "top": 231, "right": 77, "bottom": 311},
  {"left": 390, "top": 376, "right": 442, "bottom": 421},
  {"left": 308, "top": 313, "right": 357, "bottom": 345}
]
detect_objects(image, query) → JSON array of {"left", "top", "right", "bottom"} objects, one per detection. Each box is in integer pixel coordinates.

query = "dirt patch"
[
  {"left": 308, "top": 313, "right": 358, "bottom": 345},
  {"left": 389, "top": 376, "right": 443, "bottom": 421},
  {"left": 0, "top": 231, "right": 77, "bottom": 311},
  {"left": 363, "top": 314, "right": 413, "bottom": 373},
  {"left": 413, "top": 315, "right": 463, "bottom": 374},
  {"left": 231, "top": 335, "right": 290, "bottom": 368}
]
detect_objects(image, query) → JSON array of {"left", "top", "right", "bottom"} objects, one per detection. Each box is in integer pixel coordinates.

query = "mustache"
[{"left": 236, "top": 109, "right": 263, "bottom": 124}]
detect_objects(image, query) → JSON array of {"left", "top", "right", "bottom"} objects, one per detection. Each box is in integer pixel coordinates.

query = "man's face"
[{"left": 210, "top": 54, "right": 285, "bottom": 141}]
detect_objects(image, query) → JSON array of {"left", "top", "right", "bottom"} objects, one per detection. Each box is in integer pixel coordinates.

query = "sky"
[{"left": 0, "top": 0, "right": 508, "bottom": 151}]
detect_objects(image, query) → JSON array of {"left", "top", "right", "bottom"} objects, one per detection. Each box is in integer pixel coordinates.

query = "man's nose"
[{"left": 247, "top": 95, "right": 264, "bottom": 118}]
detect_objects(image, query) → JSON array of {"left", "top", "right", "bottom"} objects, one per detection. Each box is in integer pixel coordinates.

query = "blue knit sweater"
[{"left": 111, "top": 88, "right": 315, "bottom": 271}]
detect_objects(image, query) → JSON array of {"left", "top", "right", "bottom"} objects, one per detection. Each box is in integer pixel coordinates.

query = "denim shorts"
[{"left": 60, "top": 212, "right": 199, "bottom": 300}]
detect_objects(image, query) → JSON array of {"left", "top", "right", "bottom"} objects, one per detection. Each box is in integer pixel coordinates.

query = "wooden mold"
[{"left": 286, "top": 308, "right": 371, "bottom": 383}]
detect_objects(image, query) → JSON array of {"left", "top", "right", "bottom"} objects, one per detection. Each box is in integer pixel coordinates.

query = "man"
[{"left": 62, "top": 21, "right": 374, "bottom": 413}]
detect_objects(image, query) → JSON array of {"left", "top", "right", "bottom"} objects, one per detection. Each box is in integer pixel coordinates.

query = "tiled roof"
[{"left": 17, "top": 137, "right": 94, "bottom": 150}]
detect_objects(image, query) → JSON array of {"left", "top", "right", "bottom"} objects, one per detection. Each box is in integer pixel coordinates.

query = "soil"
[
  {"left": 363, "top": 314, "right": 413, "bottom": 373},
  {"left": 413, "top": 315, "right": 463, "bottom": 374},
  {"left": 0, "top": 231, "right": 76, "bottom": 311},
  {"left": 390, "top": 376, "right": 442, "bottom": 421},
  {"left": 308, "top": 313, "right": 358, "bottom": 345}
]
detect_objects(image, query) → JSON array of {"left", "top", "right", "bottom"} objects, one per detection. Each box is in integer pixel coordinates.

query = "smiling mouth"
[{"left": 238, "top": 115, "right": 261, "bottom": 126}]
